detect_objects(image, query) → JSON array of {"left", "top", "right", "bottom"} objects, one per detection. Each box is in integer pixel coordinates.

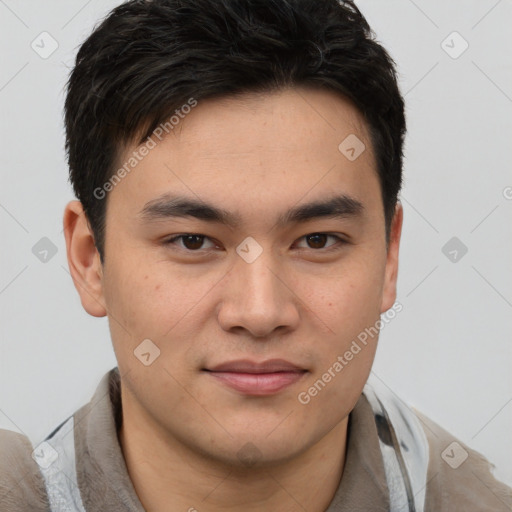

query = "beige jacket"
[{"left": 1, "top": 368, "right": 511, "bottom": 511}]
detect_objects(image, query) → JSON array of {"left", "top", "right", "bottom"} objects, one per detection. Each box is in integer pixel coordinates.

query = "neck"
[{"left": 119, "top": 391, "right": 348, "bottom": 512}]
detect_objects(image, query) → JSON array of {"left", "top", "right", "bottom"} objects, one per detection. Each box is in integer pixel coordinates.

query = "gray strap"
[
  {"left": 32, "top": 416, "right": 86, "bottom": 512},
  {"left": 364, "top": 376, "right": 429, "bottom": 512}
]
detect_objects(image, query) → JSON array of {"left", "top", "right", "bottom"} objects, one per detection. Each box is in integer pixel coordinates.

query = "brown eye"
[
  {"left": 306, "top": 233, "right": 328, "bottom": 249},
  {"left": 165, "top": 234, "right": 216, "bottom": 251},
  {"left": 181, "top": 235, "right": 205, "bottom": 250},
  {"left": 295, "top": 233, "right": 345, "bottom": 251}
]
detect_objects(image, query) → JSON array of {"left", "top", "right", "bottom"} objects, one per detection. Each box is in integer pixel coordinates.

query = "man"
[{"left": 1, "top": 0, "right": 510, "bottom": 510}]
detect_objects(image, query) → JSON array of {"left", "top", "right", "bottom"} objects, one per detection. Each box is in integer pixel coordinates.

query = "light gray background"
[{"left": 1, "top": 0, "right": 511, "bottom": 488}]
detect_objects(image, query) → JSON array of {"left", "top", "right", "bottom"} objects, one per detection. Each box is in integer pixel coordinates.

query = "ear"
[
  {"left": 380, "top": 202, "right": 403, "bottom": 313},
  {"left": 63, "top": 200, "right": 107, "bottom": 317}
]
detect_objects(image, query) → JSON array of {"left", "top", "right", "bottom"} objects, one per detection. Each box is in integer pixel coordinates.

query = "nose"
[{"left": 217, "top": 247, "right": 301, "bottom": 338}]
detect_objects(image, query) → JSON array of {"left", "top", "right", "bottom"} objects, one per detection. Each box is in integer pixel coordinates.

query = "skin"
[{"left": 64, "top": 86, "right": 403, "bottom": 512}]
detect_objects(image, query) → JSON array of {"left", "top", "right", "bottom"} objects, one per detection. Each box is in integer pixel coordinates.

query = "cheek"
[
  {"left": 102, "top": 253, "right": 223, "bottom": 368},
  {"left": 103, "top": 252, "right": 184, "bottom": 330},
  {"left": 301, "top": 251, "right": 386, "bottom": 395},
  {"left": 297, "top": 272, "right": 382, "bottom": 421},
  {"left": 316, "top": 257, "right": 386, "bottom": 334}
]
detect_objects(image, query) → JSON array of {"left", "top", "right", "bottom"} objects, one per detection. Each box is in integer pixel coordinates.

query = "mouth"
[{"left": 203, "top": 359, "right": 308, "bottom": 396}]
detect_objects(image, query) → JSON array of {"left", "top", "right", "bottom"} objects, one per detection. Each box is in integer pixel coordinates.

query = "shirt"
[{"left": 1, "top": 367, "right": 511, "bottom": 511}]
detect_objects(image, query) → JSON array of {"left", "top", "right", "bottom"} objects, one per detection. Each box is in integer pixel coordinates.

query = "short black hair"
[{"left": 64, "top": 0, "right": 405, "bottom": 261}]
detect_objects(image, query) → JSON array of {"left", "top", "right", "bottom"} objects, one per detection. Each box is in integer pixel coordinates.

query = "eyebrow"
[{"left": 138, "top": 193, "right": 364, "bottom": 229}]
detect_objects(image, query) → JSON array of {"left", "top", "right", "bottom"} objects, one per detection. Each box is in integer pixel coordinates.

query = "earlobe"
[
  {"left": 63, "top": 200, "right": 107, "bottom": 317},
  {"left": 380, "top": 202, "right": 403, "bottom": 314}
]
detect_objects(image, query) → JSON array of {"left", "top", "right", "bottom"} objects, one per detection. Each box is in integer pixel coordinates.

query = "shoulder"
[
  {"left": 414, "top": 410, "right": 512, "bottom": 511},
  {"left": 0, "top": 429, "right": 50, "bottom": 512}
]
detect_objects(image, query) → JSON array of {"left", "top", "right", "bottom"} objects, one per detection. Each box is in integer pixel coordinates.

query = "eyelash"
[{"left": 163, "top": 233, "right": 347, "bottom": 254}]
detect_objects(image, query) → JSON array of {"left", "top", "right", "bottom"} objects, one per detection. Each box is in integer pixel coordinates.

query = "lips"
[
  {"left": 207, "top": 358, "right": 305, "bottom": 373},
  {"left": 204, "top": 359, "right": 307, "bottom": 395}
]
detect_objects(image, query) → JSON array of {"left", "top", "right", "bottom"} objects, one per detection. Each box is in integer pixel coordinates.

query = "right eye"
[{"left": 163, "top": 234, "right": 218, "bottom": 252}]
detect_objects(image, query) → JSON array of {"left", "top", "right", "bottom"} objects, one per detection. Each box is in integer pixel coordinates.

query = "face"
[{"left": 66, "top": 86, "right": 402, "bottom": 467}]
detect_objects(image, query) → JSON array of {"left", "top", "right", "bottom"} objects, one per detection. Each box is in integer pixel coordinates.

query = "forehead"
[
  {"left": 167, "top": 87, "right": 371, "bottom": 159},
  {"left": 108, "top": 86, "right": 381, "bottom": 223}
]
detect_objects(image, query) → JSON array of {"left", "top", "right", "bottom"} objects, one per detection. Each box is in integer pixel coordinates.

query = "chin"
[{"left": 205, "top": 429, "right": 314, "bottom": 470}]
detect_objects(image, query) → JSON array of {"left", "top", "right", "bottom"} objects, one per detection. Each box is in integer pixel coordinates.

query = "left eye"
[
  {"left": 164, "top": 233, "right": 343, "bottom": 252},
  {"left": 295, "top": 233, "right": 343, "bottom": 250}
]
